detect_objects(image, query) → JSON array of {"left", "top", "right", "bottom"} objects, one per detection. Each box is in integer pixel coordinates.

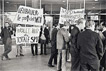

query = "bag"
[{"left": 40, "top": 33, "right": 46, "bottom": 40}]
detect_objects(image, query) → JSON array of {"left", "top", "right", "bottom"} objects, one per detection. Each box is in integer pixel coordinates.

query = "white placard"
[
  {"left": 59, "top": 7, "right": 85, "bottom": 24},
  {"left": 14, "top": 6, "right": 43, "bottom": 26},
  {"left": 91, "top": 16, "right": 99, "bottom": 20},
  {"left": 16, "top": 27, "right": 40, "bottom": 44}
]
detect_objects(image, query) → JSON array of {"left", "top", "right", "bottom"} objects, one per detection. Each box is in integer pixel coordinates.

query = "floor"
[{"left": 0, "top": 45, "right": 71, "bottom": 71}]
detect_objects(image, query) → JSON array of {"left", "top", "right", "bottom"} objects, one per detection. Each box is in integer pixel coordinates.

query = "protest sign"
[
  {"left": 16, "top": 27, "right": 40, "bottom": 44},
  {"left": 14, "top": 6, "right": 43, "bottom": 26},
  {"left": 59, "top": 7, "right": 85, "bottom": 24},
  {"left": 91, "top": 15, "right": 99, "bottom": 20}
]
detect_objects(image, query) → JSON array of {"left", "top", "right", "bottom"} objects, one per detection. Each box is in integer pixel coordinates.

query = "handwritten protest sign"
[
  {"left": 14, "top": 6, "right": 43, "bottom": 26},
  {"left": 16, "top": 27, "right": 40, "bottom": 44},
  {"left": 59, "top": 7, "right": 85, "bottom": 24}
]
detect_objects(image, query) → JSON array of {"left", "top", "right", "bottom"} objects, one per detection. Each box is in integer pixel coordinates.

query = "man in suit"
[
  {"left": 77, "top": 21, "right": 103, "bottom": 71},
  {"left": 48, "top": 24, "right": 58, "bottom": 67},
  {"left": 1, "top": 22, "right": 13, "bottom": 60},
  {"left": 57, "top": 23, "right": 70, "bottom": 71},
  {"left": 69, "top": 18, "right": 86, "bottom": 71}
]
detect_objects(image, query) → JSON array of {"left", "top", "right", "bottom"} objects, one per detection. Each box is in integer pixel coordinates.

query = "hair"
[
  {"left": 77, "top": 18, "right": 86, "bottom": 25},
  {"left": 60, "top": 24, "right": 65, "bottom": 28},
  {"left": 85, "top": 20, "right": 95, "bottom": 28}
]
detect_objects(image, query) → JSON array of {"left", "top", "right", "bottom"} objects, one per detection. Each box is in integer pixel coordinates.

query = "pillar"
[{"left": 32, "top": 0, "right": 40, "bottom": 8}]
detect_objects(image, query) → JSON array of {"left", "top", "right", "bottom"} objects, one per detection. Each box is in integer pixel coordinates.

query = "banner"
[
  {"left": 14, "top": 6, "right": 43, "bottom": 26},
  {"left": 16, "top": 27, "right": 40, "bottom": 44},
  {"left": 59, "top": 7, "right": 85, "bottom": 24},
  {"left": 91, "top": 16, "right": 99, "bottom": 20}
]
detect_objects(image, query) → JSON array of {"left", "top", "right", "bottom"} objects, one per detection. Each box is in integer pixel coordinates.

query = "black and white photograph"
[{"left": 0, "top": 0, "right": 106, "bottom": 71}]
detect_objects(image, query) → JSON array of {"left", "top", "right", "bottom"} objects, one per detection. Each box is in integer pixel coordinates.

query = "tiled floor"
[{"left": 0, "top": 45, "right": 71, "bottom": 71}]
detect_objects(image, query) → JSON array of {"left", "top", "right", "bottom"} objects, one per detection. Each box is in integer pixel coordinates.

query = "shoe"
[
  {"left": 16, "top": 55, "right": 19, "bottom": 57},
  {"left": 40, "top": 53, "right": 43, "bottom": 55},
  {"left": 35, "top": 54, "right": 38, "bottom": 55},
  {"left": 54, "top": 63, "right": 57, "bottom": 65},
  {"left": 6, "top": 58, "right": 11, "bottom": 60},
  {"left": 48, "top": 64, "right": 55, "bottom": 67},
  {"left": 44, "top": 53, "right": 47, "bottom": 55},
  {"left": 20, "top": 54, "right": 24, "bottom": 56},
  {"left": 1, "top": 55, "right": 3, "bottom": 60},
  {"left": 57, "top": 69, "right": 61, "bottom": 71}
]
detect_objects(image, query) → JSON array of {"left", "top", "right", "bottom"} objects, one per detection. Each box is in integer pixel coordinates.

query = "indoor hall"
[{"left": 0, "top": 0, "right": 106, "bottom": 71}]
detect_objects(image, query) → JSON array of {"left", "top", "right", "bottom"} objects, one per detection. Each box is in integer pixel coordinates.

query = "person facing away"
[
  {"left": 1, "top": 22, "right": 13, "bottom": 60},
  {"left": 57, "top": 22, "right": 70, "bottom": 71},
  {"left": 77, "top": 20, "right": 103, "bottom": 71},
  {"left": 48, "top": 24, "right": 59, "bottom": 67},
  {"left": 69, "top": 18, "right": 86, "bottom": 71}
]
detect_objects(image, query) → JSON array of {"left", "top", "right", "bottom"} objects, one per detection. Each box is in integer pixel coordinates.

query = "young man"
[
  {"left": 1, "top": 22, "right": 13, "bottom": 60},
  {"left": 77, "top": 21, "right": 103, "bottom": 71},
  {"left": 69, "top": 18, "right": 86, "bottom": 71}
]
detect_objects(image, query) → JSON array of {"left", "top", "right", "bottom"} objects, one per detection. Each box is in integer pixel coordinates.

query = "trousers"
[{"left": 57, "top": 49, "right": 66, "bottom": 71}]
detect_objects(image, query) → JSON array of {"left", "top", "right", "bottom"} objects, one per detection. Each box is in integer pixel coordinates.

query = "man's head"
[
  {"left": 86, "top": 20, "right": 95, "bottom": 31},
  {"left": 5, "top": 22, "right": 9, "bottom": 28},
  {"left": 77, "top": 18, "right": 86, "bottom": 30},
  {"left": 17, "top": 24, "right": 22, "bottom": 27}
]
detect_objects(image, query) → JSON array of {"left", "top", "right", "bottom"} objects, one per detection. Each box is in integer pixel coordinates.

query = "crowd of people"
[
  {"left": 0, "top": 18, "right": 106, "bottom": 71},
  {"left": 47, "top": 18, "right": 106, "bottom": 71}
]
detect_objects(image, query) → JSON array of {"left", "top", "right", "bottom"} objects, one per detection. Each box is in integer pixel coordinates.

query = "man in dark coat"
[
  {"left": 69, "top": 18, "right": 86, "bottom": 71},
  {"left": 77, "top": 21, "right": 103, "bottom": 71},
  {"left": 1, "top": 22, "right": 13, "bottom": 60},
  {"left": 48, "top": 25, "right": 58, "bottom": 67},
  {"left": 100, "top": 24, "right": 106, "bottom": 71}
]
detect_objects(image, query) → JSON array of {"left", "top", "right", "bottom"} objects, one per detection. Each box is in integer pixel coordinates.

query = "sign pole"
[
  {"left": 25, "top": 0, "right": 27, "bottom": 48},
  {"left": 2, "top": 0, "right": 4, "bottom": 28},
  {"left": 40, "top": 0, "right": 41, "bottom": 9},
  {"left": 84, "top": 0, "right": 86, "bottom": 19}
]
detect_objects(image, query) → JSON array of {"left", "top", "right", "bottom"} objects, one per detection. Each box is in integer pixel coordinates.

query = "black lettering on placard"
[
  {"left": 17, "top": 34, "right": 30, "bottom": 43},
  {"left": 21, "top": 15, "right": 42, "bottom": 23},
  {"left": 17, "top": 15, "right": 21, "bottom": 21},
  {"left": 18, "top": 7, "right": 24, "bottom": 13},
  {"left": 35, "top": 17, "right": 42, "bottom": 23},
  {"left": 32, "top": 28, "right": 39, "bottom": 33},
  {"left": 31, "top": 37, "right": 39, "bottom": 43},
  {"left": 27, "top": 15, "right": 29, "bottom": 22},
  {"left": 22, "top": 16, "right": 27, "bottom": 22},
  {"left": 18, "top": 7, "right": 41, "bottom": 16}
]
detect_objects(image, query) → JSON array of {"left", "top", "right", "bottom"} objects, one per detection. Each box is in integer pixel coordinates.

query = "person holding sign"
[
  {"left": 31, "top": 43, "right": 38, "bottom": 56},
  {"left": 16, "top": 25, "right": 24, "bottom": 57},
  {"left": 1, "top": 22, "right": 13, "bottom": 60}
]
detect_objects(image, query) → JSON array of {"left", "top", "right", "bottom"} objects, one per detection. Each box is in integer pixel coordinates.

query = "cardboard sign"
[
  {"left": 14, "top": 6, "right": 43, "bottom": 26},
  {"left": 59, "top": 7, "right": 85, "bottom": 24},
  {"left": 16, "top": 27, "right": 40, "bottom": 44}
]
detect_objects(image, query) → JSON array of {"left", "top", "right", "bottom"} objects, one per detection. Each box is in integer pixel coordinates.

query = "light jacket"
[{"left": 57, "top": 27, "right": 69, "bottom": 50}]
